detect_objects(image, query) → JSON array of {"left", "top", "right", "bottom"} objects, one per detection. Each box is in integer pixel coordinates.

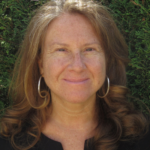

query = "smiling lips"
[{"left": 64, "top": 78, "right": 89, "bottom": 84}]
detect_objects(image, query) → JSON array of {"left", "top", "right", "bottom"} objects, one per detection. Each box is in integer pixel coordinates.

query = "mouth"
[{"left": 63, "top": 78, "right": 89, "bottom": 84}]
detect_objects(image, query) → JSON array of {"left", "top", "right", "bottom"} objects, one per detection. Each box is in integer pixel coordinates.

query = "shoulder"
[
  {"left": 135, "top": 128, "right": 150, "bottom": 150},
  {"left": 0, "top": 134, "right": 38, "bottom": 150},
  {"left": 118, "top": 128, "right": 150, "bottom": 150},
  {"left": 0, "top": 135, "right": 14, "bottom": 150},
  {"left": 0, "top": 133, "right": 61, "bottom": 150}
]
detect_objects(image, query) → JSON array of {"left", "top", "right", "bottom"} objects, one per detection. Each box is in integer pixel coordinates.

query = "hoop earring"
[
  {"left": 98, "top": 77, "right": 110, "bottom": 98},
  {"left": 38, "top": 76, "right": 45, "bottom": 98}
]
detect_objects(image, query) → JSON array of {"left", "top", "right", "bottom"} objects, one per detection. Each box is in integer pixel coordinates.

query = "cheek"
[
  {"left": 87, "top": 56, "right": 106, "bottom": 86},
  {"left": 87, "top": 56, "right": 106, "bottom": 74},
  {"left": 42, "top": 56, "right": 68, "bottom": 78},
  {"left": 95, "top": 62, "right": 106, "bottom": 83}
]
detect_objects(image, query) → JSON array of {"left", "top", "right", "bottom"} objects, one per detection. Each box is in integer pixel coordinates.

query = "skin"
[{"left": 39, "top": 13, "right": 106, "bottom": 150}]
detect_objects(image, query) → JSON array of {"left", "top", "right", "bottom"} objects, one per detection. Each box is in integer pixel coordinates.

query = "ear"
[{"left": 38, "top": 56, "right": 44, "bottom": 76}]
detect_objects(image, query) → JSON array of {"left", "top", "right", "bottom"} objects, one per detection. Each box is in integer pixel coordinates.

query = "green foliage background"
[{"left": 0, "top": 0, "right": 150, "bottom": 112}]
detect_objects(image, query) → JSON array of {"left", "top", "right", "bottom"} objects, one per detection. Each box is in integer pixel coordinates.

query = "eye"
[
  {"left": 57, "top": 48, "right": 66, "bottom": 52},
  {"left": 85, "top": 48, "right": 94, "bottom": 51}
]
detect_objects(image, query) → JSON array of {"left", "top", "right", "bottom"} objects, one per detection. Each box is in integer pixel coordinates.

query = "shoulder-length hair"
[{"left": 0, "top": 0, "right": 148, "bottom": 150}]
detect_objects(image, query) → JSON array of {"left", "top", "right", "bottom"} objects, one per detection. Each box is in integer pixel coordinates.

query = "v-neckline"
[{"left": 39, "top": 133, "right": 93, "bottom": 150}]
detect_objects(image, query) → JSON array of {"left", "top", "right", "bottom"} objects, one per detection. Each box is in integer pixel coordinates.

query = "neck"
[{"left": 47, "top": 94, "right": 97, "bottom": 131}]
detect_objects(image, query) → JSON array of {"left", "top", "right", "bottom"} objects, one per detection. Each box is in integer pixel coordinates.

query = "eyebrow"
[
  {"left": 49, "top": 42, "right": 101, "bottom": 47},
  {"left": 49, "top": 42, "right": 68, "bottom": 46}
]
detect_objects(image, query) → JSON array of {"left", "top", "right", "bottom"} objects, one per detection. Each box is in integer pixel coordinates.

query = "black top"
[{"left": 0, "top": 130, "right": 150, "bottom": 150}]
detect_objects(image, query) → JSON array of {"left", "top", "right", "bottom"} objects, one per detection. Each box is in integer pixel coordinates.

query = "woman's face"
[{"left": 39, "top": 13, "right": 106, "bottom": 103}]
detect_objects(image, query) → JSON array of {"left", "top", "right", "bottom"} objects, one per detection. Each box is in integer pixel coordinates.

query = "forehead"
[{"left": 44, "top": 13, "right": 100, "bottom": 45}]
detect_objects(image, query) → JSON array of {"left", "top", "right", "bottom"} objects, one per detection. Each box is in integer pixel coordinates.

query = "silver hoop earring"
[
  {"left": 98, "top": 77, "right": 110, "bottom": 98},
  {"left": 38, "top": 76, "right": 45, "bottom": 98}
]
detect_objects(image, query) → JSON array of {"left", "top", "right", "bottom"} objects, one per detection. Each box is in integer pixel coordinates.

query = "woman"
[{"left": 0, "top": 0, "right": 150, "bottom": 150}]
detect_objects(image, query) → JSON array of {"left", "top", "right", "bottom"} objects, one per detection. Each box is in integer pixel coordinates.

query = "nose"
[{"left": 68, "top": 52, "right": 86, "bottom": 72}]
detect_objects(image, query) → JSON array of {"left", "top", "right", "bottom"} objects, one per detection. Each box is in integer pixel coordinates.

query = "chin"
[{"left": 63, "top": 93, "right": 96, "bottom": 104}]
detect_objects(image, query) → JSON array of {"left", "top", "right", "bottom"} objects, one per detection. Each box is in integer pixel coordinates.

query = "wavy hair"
[{"left": 0, "top": 0, "right": 149, "bottom": 150}]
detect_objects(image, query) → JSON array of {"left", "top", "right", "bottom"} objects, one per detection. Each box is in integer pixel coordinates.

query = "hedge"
[{"left": 0, "top": 0, "right": 150, "bottom": 113}]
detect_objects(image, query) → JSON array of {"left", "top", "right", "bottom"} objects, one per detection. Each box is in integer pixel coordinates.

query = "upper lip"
[{"left": 64, "top": 78, "right": 88, "bottom": 82}]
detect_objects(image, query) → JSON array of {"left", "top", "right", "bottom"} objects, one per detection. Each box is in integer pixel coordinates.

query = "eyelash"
[
  {"left": 56, "top": 48, "right": 95, "bottom": 52},
  {"left": 57, "top": 48, "right": 66, "bottom": 51},
  {"left": 85, "top": 48, "right": 95, "bottom": 51}
]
